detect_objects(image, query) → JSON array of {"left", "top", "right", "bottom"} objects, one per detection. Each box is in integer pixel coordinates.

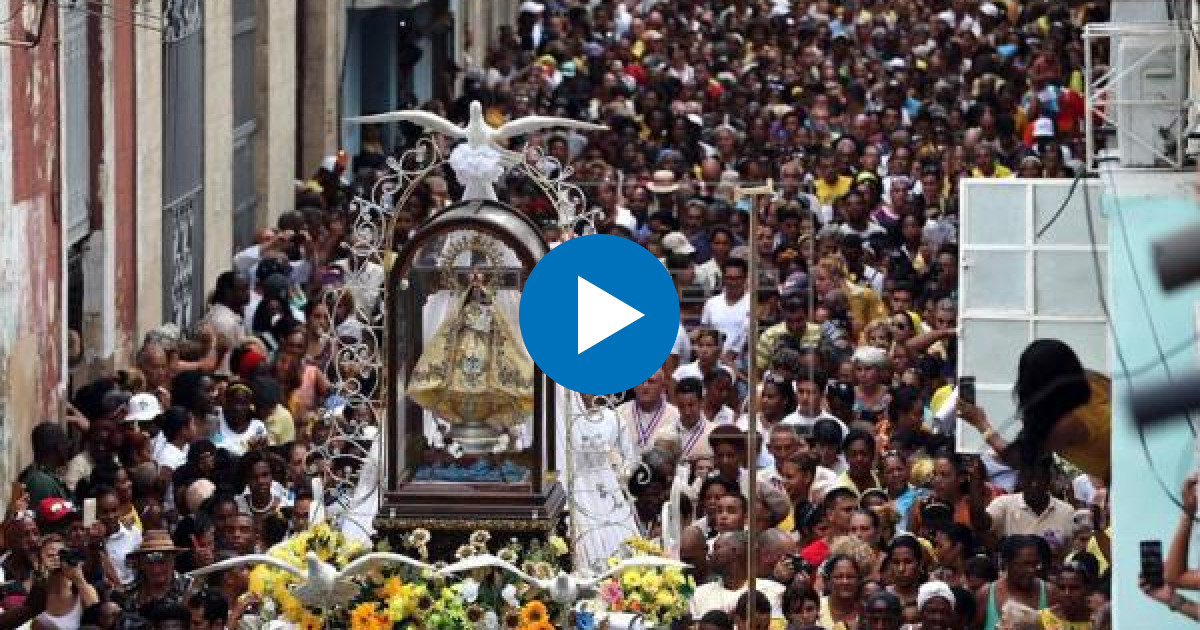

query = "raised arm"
[{"left": 1167, "top": 475, "right": 1200, "bottom": 590}]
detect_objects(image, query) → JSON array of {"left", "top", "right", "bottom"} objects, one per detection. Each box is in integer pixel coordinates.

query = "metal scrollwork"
[
  {"left": 308, "top": 130, "right": 625, "bottom": 541},
  {"left": 162, "top": 0, "right": 202, "bottom": 43}
]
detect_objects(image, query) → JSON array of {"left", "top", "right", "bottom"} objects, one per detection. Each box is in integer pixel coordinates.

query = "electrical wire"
[
  {"left": 1080, "top": 171, "right": 1200, "bottom": 521},
  {"left": 1035, "top": 168, "right": 1085, "bottom": 239},
  {"left": 1104, "top": 165, "right": 1196, "bottom": 435},
  {"left": 56, "top": 0, "right": 163, "bottom": 32}
]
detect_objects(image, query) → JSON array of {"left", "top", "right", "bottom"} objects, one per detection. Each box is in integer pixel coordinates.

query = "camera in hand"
[{"left": 59, "top": 548, "right": 84, "bottom": 567}]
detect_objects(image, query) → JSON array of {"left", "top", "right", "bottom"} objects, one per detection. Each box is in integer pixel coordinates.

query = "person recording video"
[{"left": 1141, "top": 474, "right": 1200, "bottom": 621}]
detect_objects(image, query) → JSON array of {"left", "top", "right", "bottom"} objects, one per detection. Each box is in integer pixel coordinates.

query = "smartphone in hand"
[
  {"left": 1141, "top": 539, "right": 1165, "bottom": 588},
  {"left": 959, "top": 376, "right": 977, "bottom": 405}
]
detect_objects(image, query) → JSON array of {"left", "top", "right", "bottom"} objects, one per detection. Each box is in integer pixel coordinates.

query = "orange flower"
[{"left": 519, "top": 601, "right": 549, "bottom": 626}]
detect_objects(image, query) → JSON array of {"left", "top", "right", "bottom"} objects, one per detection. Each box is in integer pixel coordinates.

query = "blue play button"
[{"left": 520, "top": 234, "right": 680, "bottom": 395}]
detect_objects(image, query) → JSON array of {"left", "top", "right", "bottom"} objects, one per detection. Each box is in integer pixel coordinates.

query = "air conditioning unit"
[{"left": 1113, "top": 32, "right": 1188, "bottom": 167}]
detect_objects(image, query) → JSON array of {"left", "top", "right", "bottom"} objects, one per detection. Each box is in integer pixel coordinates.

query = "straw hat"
[
  {"left": 129, "top": 529, "right": 184, "bottom": 556},
  {"left": 646, "top": 169, "right": 680, "bottom": 194}
]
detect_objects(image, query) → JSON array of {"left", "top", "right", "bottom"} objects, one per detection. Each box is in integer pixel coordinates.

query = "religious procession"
[{"left": 0, "top": 0, "right": 1159, "bottom": 629}]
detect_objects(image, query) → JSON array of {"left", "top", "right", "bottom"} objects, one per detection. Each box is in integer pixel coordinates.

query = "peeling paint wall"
[{"left": 1, "top": 1, "right": 63, "bottom": 507}]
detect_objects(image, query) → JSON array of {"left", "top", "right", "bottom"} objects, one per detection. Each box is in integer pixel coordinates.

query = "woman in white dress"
[{"left": 565, "top": 393, "right": 640, "bottom": 573}]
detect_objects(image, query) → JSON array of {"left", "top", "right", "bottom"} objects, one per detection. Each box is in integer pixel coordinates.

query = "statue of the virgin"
[{"left": 407, "top": 268, "right": 535, "bottom": 448}]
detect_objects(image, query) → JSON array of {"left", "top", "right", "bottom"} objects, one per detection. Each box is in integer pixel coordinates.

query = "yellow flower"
[
  {"left": 297, "top": 612, "right": 324, "bottom": 630},
  {"left": 639, "top": 572, "right": 662, "bottom": 595},
  {"left": 519, "top": 601, "right": 549, "bottom": 626},
  {"left": 547, "top": 535, "right": 569, "bottom": 556},
  {"left": 351, "top": 602, "right": 380, "bottom": 630},
  {"left": 525, "top": 622, "right": 555, "bottom": 630},
  {"left": 655, "top": 590, "right": 678, "bottom": 608},
  {"left": 376, "top": 575, "right": 406, "bottom": 599},
  {"left": 621, "top": 569, "right": 644, "bottom": 590},
  {"left": 662, "top": 568, "right": 685, "bottom": 588},
  {"left": 607, "top": 556, "right": 620, "bottom": 568}
]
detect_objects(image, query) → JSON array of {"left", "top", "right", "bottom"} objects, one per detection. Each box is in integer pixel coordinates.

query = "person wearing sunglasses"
[{"left": 116, "top": 529, "right": 189, "bottom": 617}]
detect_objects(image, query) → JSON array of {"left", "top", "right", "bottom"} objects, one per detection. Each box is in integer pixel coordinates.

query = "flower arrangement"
[
  {"left": 247, "top": 523, "right": 367, "bottom": 629},
  {"left": 237, "top": 526, "right": 689, "bottom": 630},
  {"left": 595, "top": 537, "right": 695, "bottom": 626}
]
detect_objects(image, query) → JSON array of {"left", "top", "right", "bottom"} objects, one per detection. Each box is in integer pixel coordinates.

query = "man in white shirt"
[
  {"left": 983, "top": 457, "right": 1076, "bottom": 552},
  {"left": 99, "top": 487, "right": 142, "bottom": 586},
  {"left": 783, "top": 371, "right": 848, "bottom": 437},
  {"left": 690, "top": 532, "right": 785, "bottom": 623},
  {"left": 617, "top": 370, "right": 680, "bottom": 459},
  {"left": 701, "top": 258, "right": 750, "bottom": 360},
  {"left": 203, "top": 271, "right": 250, "bottom": 373},
  {"left": 654, "top": 377, "right": 713, "bottom": 463}
]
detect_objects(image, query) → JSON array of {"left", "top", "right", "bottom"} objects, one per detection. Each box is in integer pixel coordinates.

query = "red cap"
[{"left": 37, "top": 497, "right": 79, "bottom": 527}]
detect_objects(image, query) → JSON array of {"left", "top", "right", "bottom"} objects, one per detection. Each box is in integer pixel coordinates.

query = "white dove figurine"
[
  {"left": 439, "top": 553, "right": 688, "bottom": 605},
  {"left": 346, "top": 101, "right": 607, "bottom": 163},
  {"left": 187, "top": 551, "right": 439, "bottom": 609},
  {"left": 347, "top": 101, "right": 606, "bottom": 201}
]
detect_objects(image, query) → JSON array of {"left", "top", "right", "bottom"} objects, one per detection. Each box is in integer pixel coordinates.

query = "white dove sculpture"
[
  {"left": 345, "top": 101, "right": 607, "bottom": 201},
  {"left": 187, "top": 551, "right": 439, "bottom": 609},
  {"left": 439, "top": 553, "right": 689, "bottom": 606}
]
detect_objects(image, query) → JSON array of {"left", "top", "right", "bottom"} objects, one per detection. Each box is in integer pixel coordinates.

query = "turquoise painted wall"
[{"left": 1110, "top": 188, "right": 1200, "bottom": 628}]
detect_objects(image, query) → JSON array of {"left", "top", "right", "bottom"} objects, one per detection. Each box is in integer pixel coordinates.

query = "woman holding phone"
[
  {"left": 958, "top": 339, "right": 1110, "bottom": 482},
  {"left": 1141, "top": 474, "right": 1200, "bottom": 621},
  {"left": 33, "top": 534, "right": 99, "bottom": 630}
]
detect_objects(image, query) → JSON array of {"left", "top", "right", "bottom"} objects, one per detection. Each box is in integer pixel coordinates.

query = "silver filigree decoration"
[{"left": 307, "top": 123, "right": 618, "bottom": 542}]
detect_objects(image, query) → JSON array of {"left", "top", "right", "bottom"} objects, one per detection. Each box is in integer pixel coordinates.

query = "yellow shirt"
[
  {"left": 1037, "top": 608, "right": 1090, "bottom": 630},
  {"left": 1059, "top": 372, "right": 1111, "bottom": 480},
  {"left": 815, "top": 175, "right": 853, "bottom": 206},
  {"left": 970, "top": 163, "right": 1014, "bottom": 178},
  {"left": 756, "top": 322, "right": 821, "bottom": 371}
]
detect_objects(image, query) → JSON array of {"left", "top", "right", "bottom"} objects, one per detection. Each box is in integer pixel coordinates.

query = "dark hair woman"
[{"left": 959, "top": 339, "right": 1110, "bottom": 482}]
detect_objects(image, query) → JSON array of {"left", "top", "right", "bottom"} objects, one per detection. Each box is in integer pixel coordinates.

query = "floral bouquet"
[
  {"left": 595, "top": 538, "right": 694, "bottom": 626},
  {"left": 247, "top": 523, "right": 367, "bottom": 629}
]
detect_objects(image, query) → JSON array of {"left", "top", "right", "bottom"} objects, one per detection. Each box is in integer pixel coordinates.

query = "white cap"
[
  {"left": 1033, "top": 117, "right": 1056, "bottom": 138},
  {"left": 126, "top": 393, "right": 163, "bottom": 422},
  {"left": 980, "top": 2, "right": 1000, "bottom": 17},
  {"left": 918, "top": 581, "right": 956, "bottom": 611},
  {"left": 662, "top": 231, "right": 697, "bottom": 256},
  {"left": 519, "top": 1, "right": 544, "bottom": 13}
]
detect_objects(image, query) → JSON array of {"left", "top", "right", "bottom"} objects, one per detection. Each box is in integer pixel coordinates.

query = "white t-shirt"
[
  {"left": 155, "top": 442, "right": 188, "bottom": 471},
  {"left": 701, "top": 293, "right": 749, "bottom": 356},
  {"left": 671, "top": 324, "right": 692, "bottom": 362},
  {"left": 106, "top": 525, "right": 142, "bottom": 586},
  {"left": 690, "top": 579, "right": 785, "bottom": 621},
  {"left": 214, "top": 418, "right": 269, "bottom": 457}
]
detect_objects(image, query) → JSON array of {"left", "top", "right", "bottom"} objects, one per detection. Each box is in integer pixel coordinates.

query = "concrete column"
[
  {"left": 204, "top": 0, "right": 234, "bottom": 291},
  {"left": 256, "top": 0, "right": 297, "bottom": 228},
  {"left": 134, "top": 0, "right": 164, "bottom": 338},
  {"left": 299, "top": 0, "right": 342, "bottom": 178}
]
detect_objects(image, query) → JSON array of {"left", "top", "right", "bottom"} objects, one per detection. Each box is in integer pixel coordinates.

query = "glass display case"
[{"left": 378, "top": 199, "right": 565, "bottom": 539}]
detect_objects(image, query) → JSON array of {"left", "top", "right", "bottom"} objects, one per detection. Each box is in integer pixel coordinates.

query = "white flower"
[
  {"left": 408, "top": 528, "right": 431, "bottom": 548},
  {"left": 501, "top": 584, "right": 520, "bottom": 608},
  {"left": 455, "top": 544, "right": 476, "bottom": 560},
  {"left": 459, "top": 577, "right": 481, "bottom": 604},
  {"left": 429, "top": 433, "right": 446, "bottom": 450},
  {"left": 479, "top": 610, "right": 499, "bottom": 630},
  {"left": 492, "top": 433, "right": 510, "bottom": 453},
  {"left": 448, "top": 442, "right": 465, "bottom": 459},
  {"left": 469, "top": 530, "right": 492, "bottom": 547}
]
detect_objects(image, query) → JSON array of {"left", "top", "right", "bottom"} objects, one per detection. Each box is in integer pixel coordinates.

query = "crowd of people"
[{"left": 0, "top": 0, "right": 1118, "bottom": 629}]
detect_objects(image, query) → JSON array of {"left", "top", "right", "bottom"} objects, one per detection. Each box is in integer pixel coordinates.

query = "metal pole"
[{"left": 736, "top": 179, "right": 773, "bottom": 630}]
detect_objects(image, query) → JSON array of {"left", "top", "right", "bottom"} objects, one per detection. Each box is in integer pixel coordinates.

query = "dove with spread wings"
[
  {"left": 345, "top": 100, "right": 607, "bottom": 164},
  {"left": 187, "top": 550, "right": 439, "bottom": 609},
  {"left": 438, "top": 553, "right": 688, "bottom": 605}
]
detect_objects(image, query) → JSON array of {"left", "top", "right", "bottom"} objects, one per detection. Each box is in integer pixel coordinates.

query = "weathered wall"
[
  {"left": 134, "top": 0, "right": 164, "bottom": 338},
  {"left": 203, "top": 0, "right": 234, "bottom": 297},
  {"left": 256, "top": 0, "right": 297, "bottom": 229},
  {"left": 1, "top": 0, "right": 63, "bottom": 505},
  {"left": 299, "top": 0, "right": 341, "bottom": 177}
]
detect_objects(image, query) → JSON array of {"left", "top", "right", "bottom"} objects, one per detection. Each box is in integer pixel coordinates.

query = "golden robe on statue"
[{"left": 407, "top": 285, "right": 535, "bottom": 426}]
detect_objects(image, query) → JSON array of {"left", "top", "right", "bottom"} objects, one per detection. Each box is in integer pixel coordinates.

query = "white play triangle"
[{"left": 577, "top": 276, "right": 644, "bottom": 354}]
